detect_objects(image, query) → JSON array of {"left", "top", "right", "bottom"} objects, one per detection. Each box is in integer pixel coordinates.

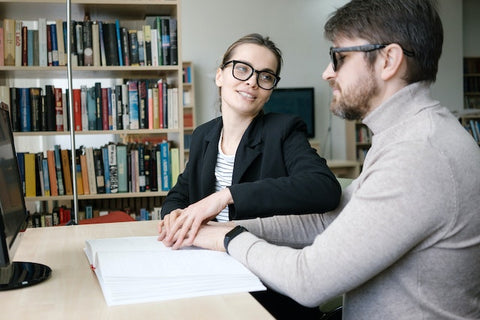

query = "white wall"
[{"left": 182, "top": 0, "right": 465, "bottom": 160}]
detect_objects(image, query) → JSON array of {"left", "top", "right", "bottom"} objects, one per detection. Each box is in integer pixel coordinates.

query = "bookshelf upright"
[{"left": 0, "top": 0, "right": 185, "bottom": 225}]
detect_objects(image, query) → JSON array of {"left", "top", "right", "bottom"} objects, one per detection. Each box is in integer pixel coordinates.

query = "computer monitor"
[
  {"left": 0, "top": 103, "right": 51, "bottom": 290},
  {"left": 263, "top": 87, "right": 315, "bottom": 138}
]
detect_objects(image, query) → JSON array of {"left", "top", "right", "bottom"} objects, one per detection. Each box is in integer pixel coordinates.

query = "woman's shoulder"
[{"left": 193, "top": 116, "right": 222, "bottom": 135}]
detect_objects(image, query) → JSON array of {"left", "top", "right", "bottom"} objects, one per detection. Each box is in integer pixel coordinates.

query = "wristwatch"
[{"left": 224, "top": 225, "right": 248, "bottom": 254}]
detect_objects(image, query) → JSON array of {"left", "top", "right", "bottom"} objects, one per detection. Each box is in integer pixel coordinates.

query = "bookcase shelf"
[
  {"left": 345, "top": 120, "right": 371, "bottom": 165},
  {"left": 1, "top": 0, "right": 185, "bottom": 226}
]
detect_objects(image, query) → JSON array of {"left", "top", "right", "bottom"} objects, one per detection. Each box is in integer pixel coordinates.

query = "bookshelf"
[
  {"left": 463, "top": 57, "right": 480, "bottom": 110},
  {"left": 0, "top": 0, "right": 185, "bottom": 225},
  {"left": 345, "top": 120, "right": 371, "bottom": 165},
  {"left": 182, "top": 61, "right": 195, "bottom": 159},
  {"left": 459, "top": 113, "right": 480, "bottom": 147}
]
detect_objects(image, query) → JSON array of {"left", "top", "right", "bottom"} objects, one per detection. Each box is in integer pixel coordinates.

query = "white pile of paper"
[{"left": 84, "top": 236, "right": 265, "bottom": 306}]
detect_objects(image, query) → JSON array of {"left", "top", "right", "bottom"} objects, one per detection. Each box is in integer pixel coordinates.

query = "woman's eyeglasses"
[{"left": 221, "top": 60, "right": 280, "bottom": 90}]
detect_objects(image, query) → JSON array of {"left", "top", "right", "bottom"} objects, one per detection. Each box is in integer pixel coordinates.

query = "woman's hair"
[
  {"left": 324, "top": 0, "right": 443, "bottom": 84},
  {"left": 220, "top": 33, "right": 283, "bottom": 76}
]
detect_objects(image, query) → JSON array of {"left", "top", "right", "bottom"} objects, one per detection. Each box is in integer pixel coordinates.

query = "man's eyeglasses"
[
  {"left": 221, "top": 60, "right": 280, "bottom": 90},
  {"left": 329, "top": 44, "right": 415, "bottom": 72}
]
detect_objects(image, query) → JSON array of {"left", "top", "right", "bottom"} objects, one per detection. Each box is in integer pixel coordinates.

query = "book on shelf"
[
  {"left": 29, "top": 87, "right": 42, "bottom": 131},
  {"left": 108, "top": 143, "right": 119, "bottom": 194},
  {"left": 55, "top": 19, "right": 65, "bottom": 66},
  {"left": 116, "top": 144, "right": 128, "bottom": 193},
  {"left": 49, "top": 22, "right": 59, "bottom": 66},
  {"left": 53, "top": 145, "right": 65, "bottom": 196},
  {"left": 61, "top": 148, "right": 73, "bottom": 195},
  {"left": 83, "top": 236, "right": 265, "bottom": 306},
  {"left": 102, "top": 23, "right": 118, "bottom": 66},
  {"left": 93, "top": 148, "right": 106, "bottom": 194},
  {"left": 42, "top": 158, "right": 51, "bottom": 197},
  {"left": 18, "top": 87, "right": 31, "bottom": 132},
  {"left": 72, "top": 88, "right": 82, "bottom": 131},
  {"left": 142, "top": 25, "right": 152, "bottom": 66},
  {"left": 120, "top": 27, "right": 129, "bottom": 66},
  {"left": 24, "top": 153, "right": 36, "bottom": 197},
  {"left": 91, "top": 21, "right": 101, "bottom": 67},
  {"left": 159, "top": 140, "right": 171, "bottom": 191},
  {"left": 128, "top": 30, "right": 139, "bottom": 66},
  {"left": 14, "top": 21, "right": 22, "bottom": 67},
  {"left": 46, "top": 149, "right": 58, "bottom": 196},
  {"left": 38, "top": 18, "right": 47, "bottom": 66},
  {"left": 85, "top": 147, "right": 97, "bottom": 195},
  {"left": 137, "top": 30, "right": 145, "bottom": 66},
  {"left": 75, "top": 21, "right": 84, "bottom": 66},
  {"left": 115, "top": 20, "right": 123, "bottom": 67},
  {"left": 3, "top": 19, "right": 15, "bottom": 66},
  {"left": 83, "top": 20, "right": 93, "bottom": 66},
  {"left": 75, "top": 149, "right": 84, "bottom": 195}
]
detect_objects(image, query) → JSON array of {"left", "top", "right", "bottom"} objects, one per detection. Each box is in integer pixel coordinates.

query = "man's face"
[{"left": 322, "top": 38, "right": 380, "bottom": 121}]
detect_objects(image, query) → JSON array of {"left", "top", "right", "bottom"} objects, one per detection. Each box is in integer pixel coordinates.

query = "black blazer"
[{"left": 161, "top": 112, "right": 341, "bottom": 220}]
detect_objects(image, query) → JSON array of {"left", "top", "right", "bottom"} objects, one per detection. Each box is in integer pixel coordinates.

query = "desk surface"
[{"left": 1, "top": 221, "right": 273, "bottom": 320}]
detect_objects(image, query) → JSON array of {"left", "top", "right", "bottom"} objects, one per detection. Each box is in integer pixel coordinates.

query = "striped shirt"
[{"left": 215, "top": 132, "right": 235, "bottom": 222}]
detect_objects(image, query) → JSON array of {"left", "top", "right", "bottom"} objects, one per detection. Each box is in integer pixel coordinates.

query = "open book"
[{"left": 84, "top": 236, "right": 266, "bottom": 306}]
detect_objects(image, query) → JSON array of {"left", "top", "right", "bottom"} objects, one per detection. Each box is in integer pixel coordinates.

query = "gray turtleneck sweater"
[{"left": 230, "top": 82, "right": 480, "bottom": 319}]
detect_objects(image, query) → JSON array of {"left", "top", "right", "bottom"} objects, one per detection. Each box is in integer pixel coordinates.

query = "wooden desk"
[{"left": 1, "top": 221, "right": 273, "bottom": 320}]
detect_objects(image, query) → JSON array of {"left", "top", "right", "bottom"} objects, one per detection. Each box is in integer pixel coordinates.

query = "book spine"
[
  {"left": 116, "top": 144, "right": 128, "bottom": 193},
  {"left": 50, "top": 23, "right": 59, "bottom": 66},
  {"left": 46, "top": 150, "right": 58, "bottom": 196},
  {"left": 160, "top": 18, "right": 170, "bottom": 66},
  {"left": 137, "top": 30, "right": 144, "bottom": 66},
  {"left": 128, "top": 81, "right": 139, "bottom": 129},
  {"left": 94, "top": 82, "right": 102, "bottom": 130},
  {"left": 93, "top": 148, "right": 105, "bottom": 194},
  {"left": 61, "top": 149, "right": 73, "bottom": 195},
  {"left": 159, "top": 141, "right": 171, "bottom": 191},
  {"left": 83, "top": 20, "right": 93, "bottom": 66},
  {"left": 101, "top": 87, "right": 109, "bottom": 130},
  {"left": 75, "top": 21, "right": 84, "bottom": 66},
  {"left": 54, "top": 87, "right": 64, "bottom": 131},
  {"left": 0, "top": 25, "right": 3, "bottom": 66},
  {"left": 24, "top": 153, "right": 37, "bottom": 197},
  {"left": 38, "top": 18, "right": 47, "bottom": 66},
  {"left": 86, "top": 147, "right": 97, "bottom": 195},
  {"left": 101, "top": 146, "right": 111, "bottom": 193},
  {"left": 73, "top": 88, "right": 82, "bottom": 131},
  {"left": 169, "top": 18, "right": 177, "bottom": 65},
  {"left": 108, "top": 143, "right": 118, "bottom": 193},
  {"left": 128, "top": 30, "right": 139, "bottom": 66},
  {"left": 115, "top": 20, "right": 123, "bottom": 66},
  {"left": 30, "top": 87, "right": 42, "bottom": 131},
  {"left": 81, "top": 85, "right": 88, "bottom": 131},
  {"left": 75, "top": 149, "right": 84, "bottom": 195},
  {"left": 21, "top": 26, "right": 28, "bottom": 66},
  {"left": 115, "top": 85, "right": 123, "bottom": 130},
  {"left": 121, "top": 27, "right": 129, "bottom": 66},
  {"left": 10, "top": 87, "right": 20, "bottom": 132},
  {"left": 19, "top": 88, "right": 31, "bottom": 132},
  {"left": 143, "top": 25, "right": 151, "bottom": 66},
  {"left": 3, "top": 19, "right": 16, "bottom": 66},
  {"left": 53, "top": 145, "right": 64, "bottom": 196},
  {"left": 87, "top": 86, "right": 97, "bottom": 130},
  {"left": 138, "top": 143, "right": 146, "bottom": 192},
  {"left": 55, "top": 19, "right": 66, "bottom": 66},
  {"left": 138, "top": 80, "right": 147, "bottom": 129},
  {"left": 15, "top": 21, "right": 22, "bottom": 67},
  {"left": 92, "top": 21, "right": 101, "bottom": 67}
]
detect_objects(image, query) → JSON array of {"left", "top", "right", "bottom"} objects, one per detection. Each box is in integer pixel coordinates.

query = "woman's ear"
[
  {"left": 381, "top": 44, "right": 405, "bottom": 81},
  {"left": 215, "top": 68, "right": 223, "bottom": 87}
]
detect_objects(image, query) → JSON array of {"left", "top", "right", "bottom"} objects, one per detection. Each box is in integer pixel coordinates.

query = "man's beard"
[{"left": 329, "top": 72, "right": 378, "bottom": 121}]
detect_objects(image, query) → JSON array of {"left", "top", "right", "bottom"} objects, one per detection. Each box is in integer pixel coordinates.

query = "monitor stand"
[{"left": 0, "top": 261, "right": 51, "bottom": 291}]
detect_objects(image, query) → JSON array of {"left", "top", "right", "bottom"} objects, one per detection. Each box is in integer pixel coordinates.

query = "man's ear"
[{"left": 381, "top": 44, "right": 405, "bottom": 81}]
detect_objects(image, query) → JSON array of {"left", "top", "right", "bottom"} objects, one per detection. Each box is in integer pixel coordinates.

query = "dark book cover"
[
  {"left": 149, "top": 143, "right": 158, "bottom": 192},
  {"left": 69, "top": 20, "right": 78, "bottom": 65},
  {"left": 53, "top": 145, "right": 65, "bottom": 196},
  {"left": 115, "top": 85, "right": 123, "bottom": 130},
  {"left": 128, "top": 30, "right": 139, "bottom": 66},
  {"left": 94, "top": 82, "right": 102, "bottom": 130},
  {"left": 143, "top": 143, "right": 151, "bottom": 191},
  {"left": 115, "top": 20, "right": 123, "bottom": 66},
  {"left": 107, "top": 143, "right": 118, "bottom": 194},
  {"left": 138, "top": 80, "right": 148, "bottom": 129},
  {"left": 102, "top": 23, "right": 119, "bottom": 66},
  {"left": 82, "top": 20, "right": 93, "bottom": 66},
  {"left": 169, "top": 18, "right": 177, "bottom": 65},
  {"left": 9, "top": 87, "right": 20, "bottom": 132},
  {"left": 160, "top": 18, "right": 170, "bottom": 66},
  {"left": 50, "top": 23, "right": 59, "bottom": 66},
  {"left": 75, "top": 21, "right": 84, "bottom": 66},
  {"left": 30, "top": 87, "right": 42, "bottom": 131},
  {"left": 44, "top": 85, "right": 56, "bottom": 131},
  {"left": 101, "top": 87, "right": 109, "bottom": 130},
  {"left": 54, "top": 87, "right": 63, "bottom": 131},
  {"left": 137, "top": 143, "right": 146, "bottom": 192},
  {"left": 18, "top": 88, "right": 31, "bottom": 132},
  {"left": 121, "top": 27, "right": 130, "bottom": 66},
  {"left": 93, "top": 148, "right": 106, "bottom": 194},
  {"left": 87, "top": 86, "right": 96, "bottom": 130}
]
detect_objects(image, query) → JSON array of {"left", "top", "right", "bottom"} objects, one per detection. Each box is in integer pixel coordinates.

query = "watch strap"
[{"left": 224, "top": 225, "right": 248, "bottom": 254}]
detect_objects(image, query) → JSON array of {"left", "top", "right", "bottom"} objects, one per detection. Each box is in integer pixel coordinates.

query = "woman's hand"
[{"left": 158, "top": 188, "right": 233, "bottom": 249}]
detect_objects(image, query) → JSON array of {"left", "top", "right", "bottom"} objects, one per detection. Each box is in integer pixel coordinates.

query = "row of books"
[
  {"left": 464, "top": 95, "right": 480, "bottom": 110},
  {"left": 0, "top": 80, "right": 179, "bottom": 133},
  {"left": 464, "top": 119, "right": 480, "bottom": 143},
  {"left": 355, "top": 125, "right": 372, "bottom": 144},
  {"left": 17, "top": 141, "right": 180, "bottom": 199},
  {"left": 28, "top": 207, "right": 162, "bottom": 228},
  {"left": 0, "top": 15, "right": 178, "bottom": 67}
]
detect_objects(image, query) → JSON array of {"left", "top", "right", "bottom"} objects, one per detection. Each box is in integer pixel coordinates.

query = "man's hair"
[{"left": 324, "top": 0, "right": 443, "bottom": 84}]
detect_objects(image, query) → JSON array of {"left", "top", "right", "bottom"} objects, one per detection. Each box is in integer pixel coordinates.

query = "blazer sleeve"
[{"left": 229, "top": 116, "right": 341, "bottom": 220}]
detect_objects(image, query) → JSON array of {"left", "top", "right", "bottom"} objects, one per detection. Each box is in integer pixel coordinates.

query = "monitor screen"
[
  {"left": 0, "top": 104, "right": 51, "bottom": 290},
  {"left": 263, "top": 87, "right": 315, "bottom": 138},
  {"left": 0, "top": 105, "right": 28, "bottom": 267}
]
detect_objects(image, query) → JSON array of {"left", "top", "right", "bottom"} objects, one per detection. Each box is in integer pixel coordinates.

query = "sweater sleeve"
[{"left": 228, "top": 142, "right": 456, "bottom": 307}]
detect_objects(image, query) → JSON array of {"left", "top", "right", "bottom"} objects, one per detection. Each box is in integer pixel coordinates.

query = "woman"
[
  {"left": 159, "top": 33, "right": 341, "bottom": 319},
  {"left": 160, "top": 33, "right": 340, "bottom": 244}
]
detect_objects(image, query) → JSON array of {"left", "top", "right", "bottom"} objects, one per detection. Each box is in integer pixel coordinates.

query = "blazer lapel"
[
  {"left": 232, "top": 116, "right": 264, "bottom": 184},
  {"left": 200, "top": 119, "right": 222, "bottom": 194}
]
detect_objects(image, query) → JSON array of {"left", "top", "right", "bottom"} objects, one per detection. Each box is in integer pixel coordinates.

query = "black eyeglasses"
[
  {"left": 221, "top": 60, "right": 280, "bottom": 90},
  {"left": 329, "top": 44, "right": 415, "bottom": 72}
]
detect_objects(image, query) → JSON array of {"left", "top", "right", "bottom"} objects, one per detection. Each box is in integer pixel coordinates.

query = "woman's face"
[{"left": 216, "top": 43, "right": 278, "bottom": 119}]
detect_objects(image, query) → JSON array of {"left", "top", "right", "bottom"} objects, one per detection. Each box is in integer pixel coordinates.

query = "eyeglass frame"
[
  {"left": 329, "top": 44, "right": 415, "bottom": 72},
  {"left": 221, "top": 60, "right": 281, "bottom": 90}
]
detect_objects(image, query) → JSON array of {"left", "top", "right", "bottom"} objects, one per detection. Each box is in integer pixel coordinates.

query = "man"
[{"left": 159, "top": 0, "right": 480, "bottom": 319}]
